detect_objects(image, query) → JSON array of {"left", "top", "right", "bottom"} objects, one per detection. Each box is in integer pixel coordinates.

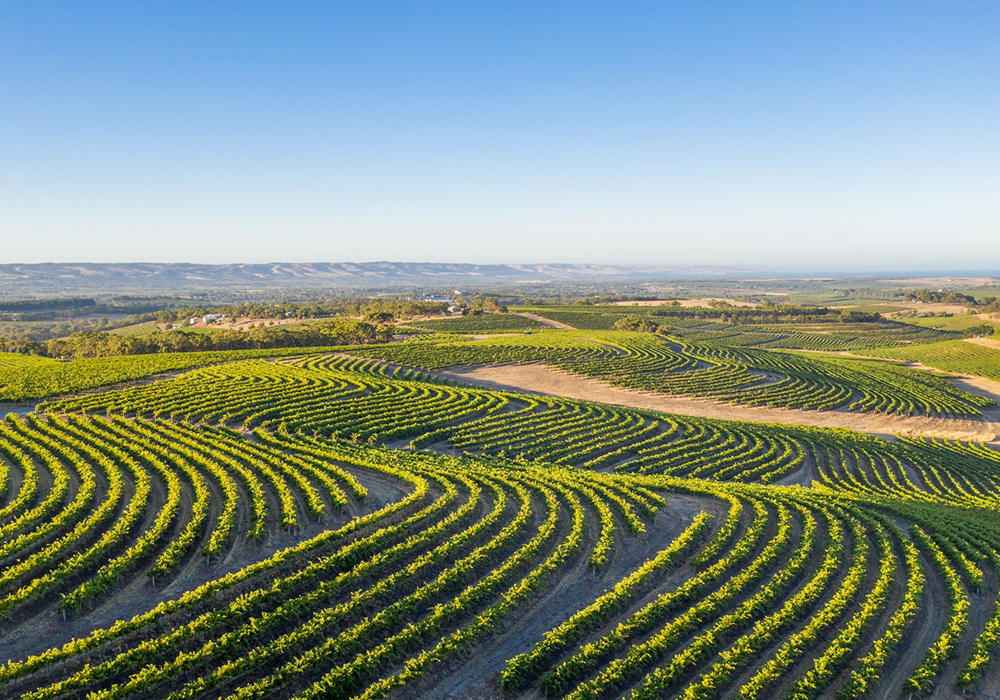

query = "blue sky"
[{"left": 1, "top": 1, "right": 998, "bottom": 270}]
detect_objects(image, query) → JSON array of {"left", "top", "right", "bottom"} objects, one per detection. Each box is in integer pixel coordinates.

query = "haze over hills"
[{"left": 0, "top": 262, "right": 748, "bottom": 294}]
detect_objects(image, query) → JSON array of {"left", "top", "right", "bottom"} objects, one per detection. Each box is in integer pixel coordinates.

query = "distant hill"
[{"left": 0, "top": 262, "right": 747, "bottom": 294}]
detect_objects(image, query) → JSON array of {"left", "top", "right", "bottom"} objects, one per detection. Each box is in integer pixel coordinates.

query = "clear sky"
[{"left": 1, "top": 1, "right": 998, "bottom": 270}]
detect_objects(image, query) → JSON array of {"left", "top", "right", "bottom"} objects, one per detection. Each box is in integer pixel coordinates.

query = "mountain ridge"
[{"left": 0, "top": 261, "right": 747, "bottom": 292}]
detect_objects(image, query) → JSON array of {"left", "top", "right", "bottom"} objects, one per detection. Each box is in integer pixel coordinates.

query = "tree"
[
  {"left": 963, "top": 323, "right": 996, "bottom": 338},
  {"left": 364, "top": 311, "right": 395, "bottom": 324},
  {"left": 613, "top": 315, "right": 659, "bottom": 333},
  {"left": 469, "top": 296, "right": 507, "bottom": 314},
  {"left": 838, "top": 310, "right": 881, "bottom": 323}
]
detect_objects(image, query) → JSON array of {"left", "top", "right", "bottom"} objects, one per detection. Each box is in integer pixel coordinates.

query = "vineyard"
[
  {"left": 335, "top": 330, "right": 993, "bottom": 417},
  {"left": 405, "top": 314, "right": 547, "bottom": 332},
  {"left": 4, "top": 1, "right": 995, "bottom": 695},
  {"left": 513, "top": 305, "right": 957, "bottom": 350},
  {"left": 0, "top": 354, "right": 55, "bottom": 371},
  {"left": 861, "top": 340, "right": 1000, "bottom": 383},
  {"left": 2, "top": 337, "right": 1000, "bottom": 698},
  {"left": 106, "top": 322, "right": 161, "bottom": 337},
  {"left": 0, "top": 346, "right": 356, "bottom": 403}
]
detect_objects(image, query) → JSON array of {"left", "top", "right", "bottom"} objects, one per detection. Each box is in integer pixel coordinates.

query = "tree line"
[
  {"left": 643, "top": 305, "right": 883, "bottom": 324},
  {"left": 903, "top": 289, "right": 1000, "bottom": 308},
  {"left": 2, "top": 319, "right": 392, "bottom": 359}
]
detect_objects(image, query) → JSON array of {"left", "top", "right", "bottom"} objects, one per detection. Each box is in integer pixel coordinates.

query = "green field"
[
  {"left": 862, "top": 339, "right": 1000, "bottom": 382},
  {"left": 905, "top": 313, "right": 1000, "bottom": 335},
  {"left": 0, "top": 349, "right": 992, "bottom": 698},
  {"left": 343, "top": 330, "right": 991, "bottom": 417},
  {"left": 828, "top": 302, "right": 909, "bottom": 314},
  {"left": 174, "top": 324, "right": 223, "bottom": 334},
  {"left": 1, "top": 312, "right": 1000, "bottom": 699},
  {"left": 513, "top": 304, "right": 956, "bottom": 350},
  {"left": 106, "top": 321, "right": 160, "bottom": 337},
  {"left": 406, "top": 313, "right": 547, "bottom": 332},
  {"left": 0, "top": 352, "right": 55, "bottom": 371},
  {"left": 0, "top": 346, "right": 353, "bottom": 401}
]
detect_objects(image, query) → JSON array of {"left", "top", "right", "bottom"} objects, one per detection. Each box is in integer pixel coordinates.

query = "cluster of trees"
[
  {"left": 902, "top": 290, "right": 1000, "bottom": 316},
  {"left": 3, "top": 319, "right": 392, "bottom": 359},
  {"left": 837, "top": 309, "right": 883, "bottom": 323},
  {"left": 0, "top": 297, "right": 97, "bottom": 314},
  {"left": 902, "top": 289, "right": 990, "bottom": 306},
  {"left": 360, "top": 298, "right": 449, "bottom": 321},
  {"left": 603, "top": 306, "right": 884, "bottom": 331},
  {"left": 465, "top": 296, "right": 507, "bottom": 314},
  {"left": 148, "top": 298, "right": 449, "bottom": 326},
  {"left": 0, "top": 298, "right": 173, "bottom": 322},
  {"left": 0, "top": 318, "right": 129, "bottom": 343},
  {"left": 0, "top": 296, "right": 454, "bottom": 345},
  {"left": 0, "top": 336, "right": 47, "bottom": 355},
  {"left": 832, "top": 288, "right": 902, "bottom": 300},
  {"left": 962, "top": 324, "right": 997, "bottom": 338},
  {"left": 640, "top": 304, "right": 881, "bottom": 324},
  {"left": 613, "top": 316, "right": 661, "bottom": 333},
  {"left": 979, "top": 298, "right": 1000, "bottom": 314},
  {"left": 903, "top": 289, "right": 974, "bottom": 304}
]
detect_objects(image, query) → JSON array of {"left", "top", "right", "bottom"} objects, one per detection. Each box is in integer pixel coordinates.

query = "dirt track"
[
  {"left": 968, "top": 337, "right": 1000, "bottom": 350},
  {"left": 432, "top": 363, "right": 1000, "bottom": 442},
  {"left": 514, "top": 312, "right": 574, "bottom": 330}
]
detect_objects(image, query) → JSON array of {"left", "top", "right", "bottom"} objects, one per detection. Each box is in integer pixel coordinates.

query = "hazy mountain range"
[{"left": 0, "top": 262, "right": 746, "bottom": 294}]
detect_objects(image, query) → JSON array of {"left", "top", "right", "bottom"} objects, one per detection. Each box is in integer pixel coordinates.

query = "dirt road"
[
  {"left": 514, "top": 312, "right": 574, "bottom": 329},
  {"left": 967, "top": 336, "right": 1000, "bottom": 350}
]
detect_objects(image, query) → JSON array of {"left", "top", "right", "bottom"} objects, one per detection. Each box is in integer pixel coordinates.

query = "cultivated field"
[
  {"left": 2, "top": 314, "right": 1000, "bottom": 698},
  {"left": 346, "top": 330, "right": 994, "bottom": 418},
  {"left": 404, "top": 313, "right": 548, "bottom": 333}
]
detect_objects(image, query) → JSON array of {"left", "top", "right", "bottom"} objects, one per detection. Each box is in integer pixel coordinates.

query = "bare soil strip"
[
  {"left": 871, "top": 548, "right": 949, "bottom": 700},
  {"left": 967, "top": 336, "right": 1000, "bottom": 350},
  {"left": 514, "top": 312, "right": 574, "bottom": 329},
  {"left": 432, "top": 363, "right": 1000, "bottom": 442}
]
